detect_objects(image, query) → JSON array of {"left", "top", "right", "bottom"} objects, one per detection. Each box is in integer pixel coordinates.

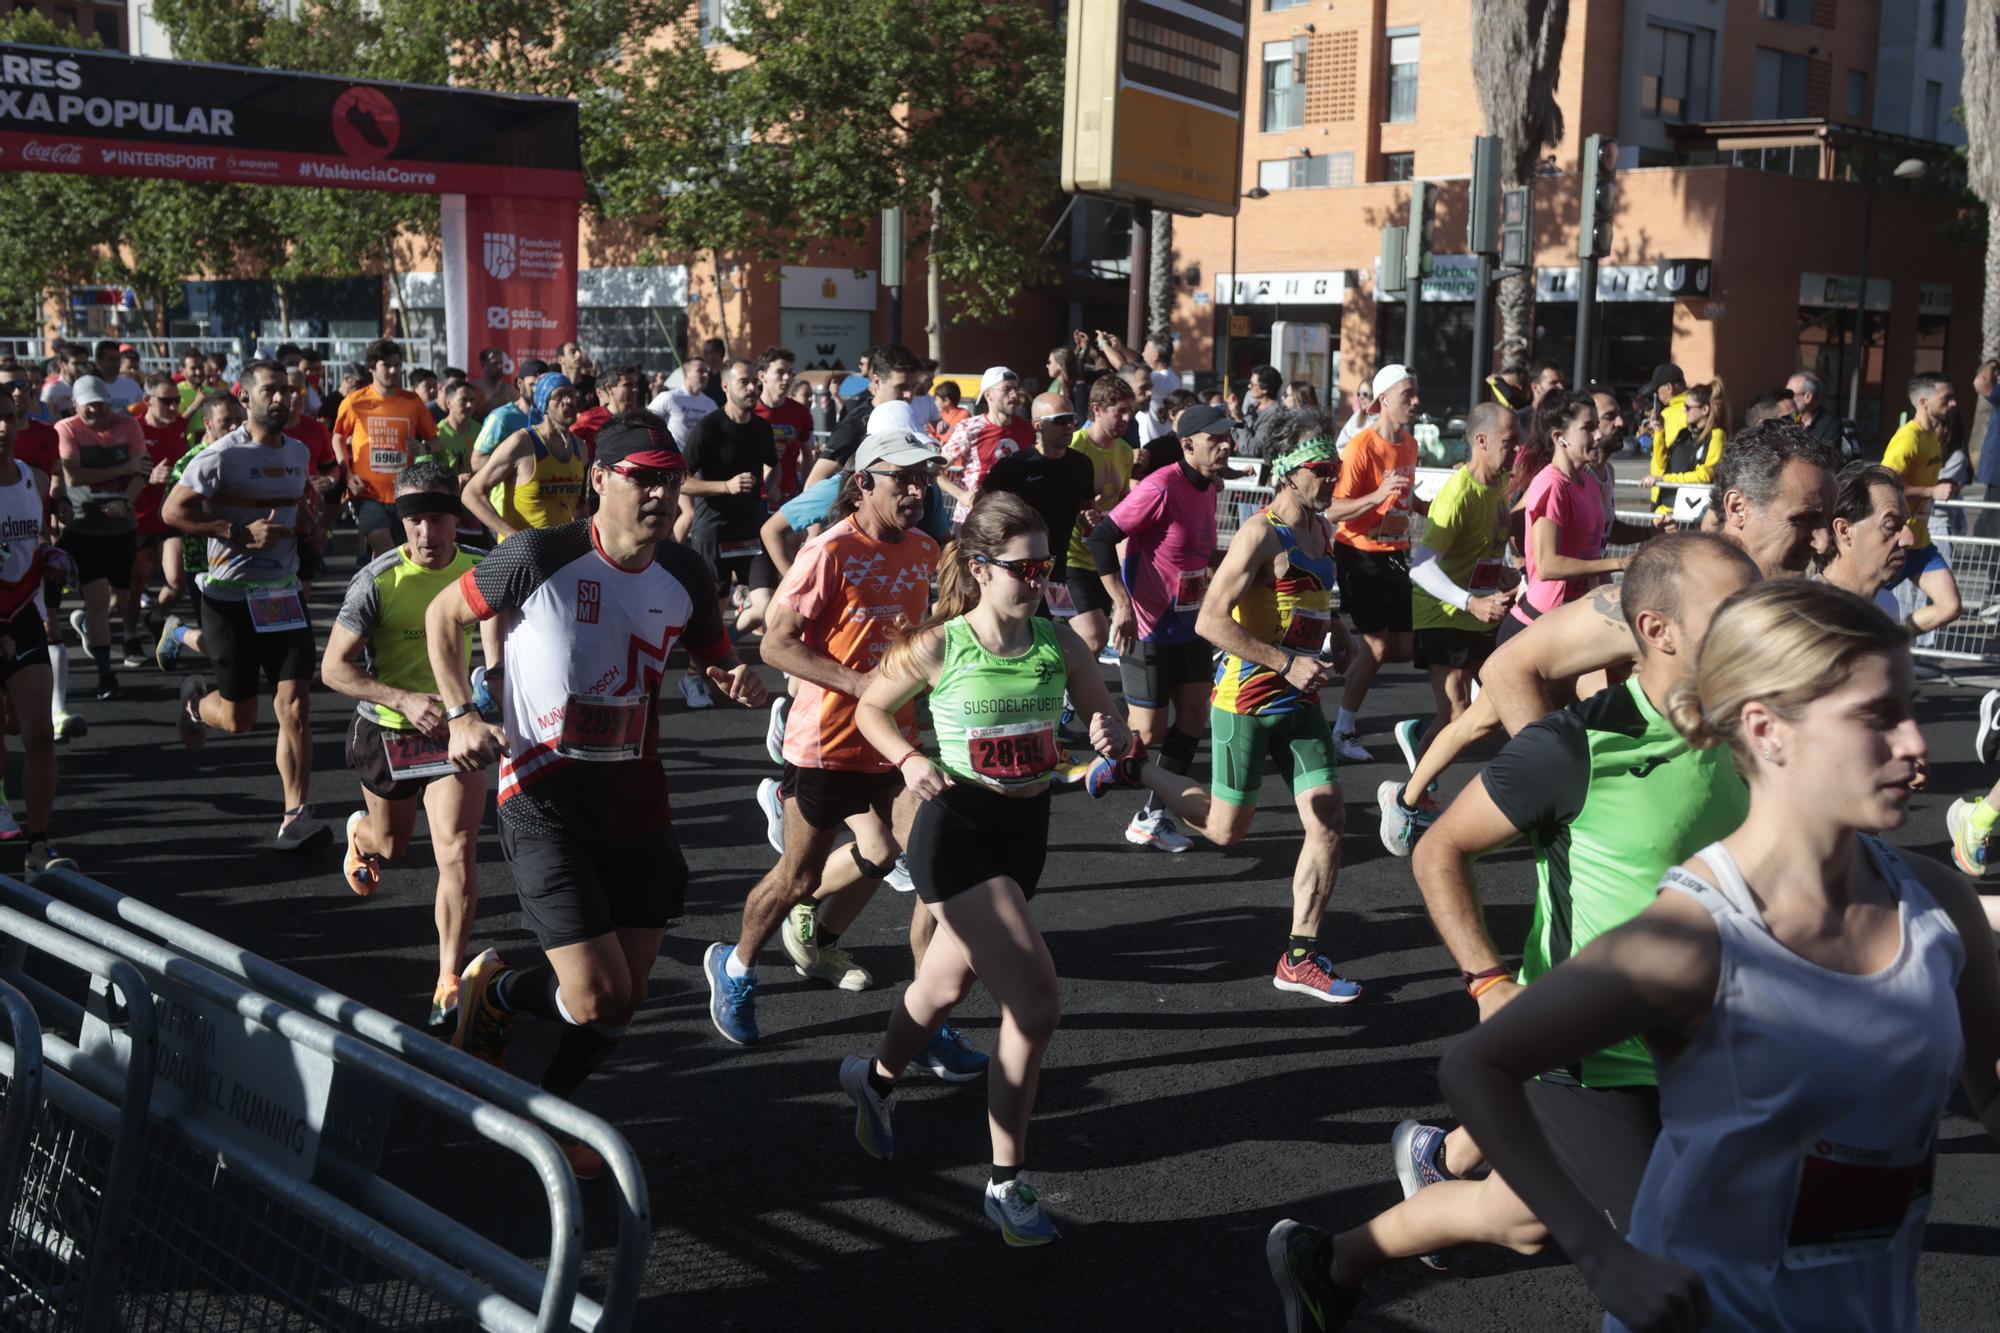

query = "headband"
[
  {"left": 395, "top": 490, "right": 470, "bottom": 522},
  {"left": 1272, "top": 434, "right": 1338, "bottom": 476}
]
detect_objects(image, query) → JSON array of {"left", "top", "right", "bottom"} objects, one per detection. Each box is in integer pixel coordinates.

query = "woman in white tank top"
[{"left": 1437, "top": 579, "right": 2000, "bottom": 1333}]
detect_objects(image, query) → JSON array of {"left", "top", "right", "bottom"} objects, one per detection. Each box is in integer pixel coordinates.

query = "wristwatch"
[{"left": 442, "top": 703, "right": 480, "bottom": 723}]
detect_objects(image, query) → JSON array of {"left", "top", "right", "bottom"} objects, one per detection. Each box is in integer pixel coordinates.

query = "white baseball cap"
[
  {"left": 1371, "top": 364, "right": 1413, "bottom": 398},
  {"left": 978, "top": 366, "right": 1018, "bottom": 399},
  {"left": 856, "top": 429, "right": 940, "bottom": 474},
  {"left": 868, "top": 400, "right": 916, "bottom": 436},
  {"left": 72, "top": 374, "right": 112, "bottom": 407}
]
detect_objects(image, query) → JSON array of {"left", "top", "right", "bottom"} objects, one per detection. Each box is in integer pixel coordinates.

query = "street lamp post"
[
  {"left": 1224, "top": 185, "right": 1270, "bottom": 397},
  {"left": 1847, "top": 155, "right": 1930, "bottom": 423}
]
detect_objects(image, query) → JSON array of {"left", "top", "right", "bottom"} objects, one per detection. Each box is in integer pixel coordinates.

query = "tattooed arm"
[{"left": 1477, "top": 585, "right": 1640, "bottom": 733}]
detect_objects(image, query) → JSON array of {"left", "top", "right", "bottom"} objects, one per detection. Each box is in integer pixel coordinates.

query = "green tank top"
[{"left": 930, "top": 616, "right": 1067, "bottom": 789}]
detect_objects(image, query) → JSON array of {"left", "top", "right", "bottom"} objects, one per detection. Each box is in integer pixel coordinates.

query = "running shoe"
[
  {"left": 765, "top": 696, "right": 788, "bottom": 765},
  {"left": 0, "top": 803, "right": 21, "bottom": 842},
  {"left": 837, "top": 1054, "right": 895, "bottom": 1159},
  {"left": 1979, "top": 689, "right": 2000, "bottom": 765},
  {"left": 343, "top": 810, "right": 382, "bottom": 897},
  {"left": 155, "top": 614, "right": 183, "bottom": 671},
  {"left": 1393, "top": 719, "right": 1422, "bottom": 774},
  {"left": 1948, "top": 797, "right": 1993, "bottom": 877},
  {"left": 780, "top": 900, "right": 820, "bottom": 970},
  {"left": 983, "top": 1178, "right": 1059, "bottom": 1247},
  {"left": 469, "top": 664, "right": 495, "bottom": 717},
  {"left": 1095, "top": 645, "right": 1119, "bottom": 667},
  {"left": 1057, "top": 694, "right": 1085, "bottom": 743},
  {"left": 52, "top": 711, "right": 85, "bottom": 741},
  {"left": 679, "top": 673, "right": 713, "bottom": 710},
  {"left": 275, "top": 806, "right": 332, "bottom": 853},
  {"left": 1273, "top": 951, "right": 1364, "bottom": 1004},
  {"left": 1332, "top": 730, "right": 1371, "bottom": 763},
  {"left": 177, "top": 674, "right": 206, "bottom": 749},
  {"left": 139, "top": 591, "right": 155, "bottom": 612},
  {"left": 24, "top": 841, "right": 76, "bottom": 874},
  {"left": 756, "top": 777, "right": 785, "bottom": 854},
  {"left": 1052, "top": 749, "right": 1094, "bottom": 785},
  {"left": 1084, "top": 751, "right": 1145, "bottom": 799},
  {"left": 67, "top": 609, "right": 87, "bottom": 647},
  {"left": 1392, "top": 1119, "right": 1453, "bottom": 1271},
  {"left": 1375, "top": 780, "right": 1439, "bottom": 859},
  {"left": 452, "top": 948, "right": 516, "bottom": 1067},
  {"left": 94, "top": 678, "right": 121, "bottom": 703},
  {"left": 1266, "top": 1219, "right": 1361, "bottom": 1333},
  {"left": 884, "top": 855, "right": 914, "bottom": 893},
  {"left": 427, "top": 975, "right": 459, "bottom": 1032},
  {"left": 703, "top": 942, "right": 759, "bottom": 1045},
  {"left": 800, "top": 945, "right": 873, "bottom": 992},
  {"left": 910, "top": 1024, "right": 988, "bottom": 1081},
  {"left": 1125, "top": 808, "right": 1191, "bottom": 853}
]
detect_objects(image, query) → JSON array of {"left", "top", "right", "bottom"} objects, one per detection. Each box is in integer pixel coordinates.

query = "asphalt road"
[{"left": 28, "top": 540, "right": 2000, "bottom": 1332}]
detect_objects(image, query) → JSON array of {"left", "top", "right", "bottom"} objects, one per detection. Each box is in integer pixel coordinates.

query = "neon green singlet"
[{"left": 928, "top": 616, "right": 1066, "bottom": 789}]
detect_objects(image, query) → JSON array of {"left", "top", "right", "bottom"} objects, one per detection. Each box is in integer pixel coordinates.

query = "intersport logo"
[{"left": 22, "top": 141, "right": 80, "bottom": 165}]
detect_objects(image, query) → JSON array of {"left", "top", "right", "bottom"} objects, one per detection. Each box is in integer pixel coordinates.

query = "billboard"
[
  {"left": 1061, "top": 0, "right": 1249, "bottom": 216},
  {"left": 442, "top": 194, "right": 580, "bottom": 374}
]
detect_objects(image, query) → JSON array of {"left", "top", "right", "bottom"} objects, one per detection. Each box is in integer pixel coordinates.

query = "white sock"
[
  {"left": 47, "top": 644, "right": 67, "bottom": 717},
  {"left": 1335, "top": 707, "right": 1358, "bottom": 735},
  {"left": 554, "top": 988, "right": 584, "bottom": 1026},
  {"left": 724, "top": 948, "right": 752, "bottom": 980}
]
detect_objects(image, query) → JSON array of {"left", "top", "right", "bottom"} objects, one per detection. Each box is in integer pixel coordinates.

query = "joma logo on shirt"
[{"left": 576, "top": 579, "right": 600, "bottom": 624}]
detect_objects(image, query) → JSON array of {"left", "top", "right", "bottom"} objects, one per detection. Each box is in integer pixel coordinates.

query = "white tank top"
[
  {"left": 1613, "top": 838, "right": 1965, "bottom": 1333},
  {"left": 0, "top": 464, "right": 45, "bottom": 621}
]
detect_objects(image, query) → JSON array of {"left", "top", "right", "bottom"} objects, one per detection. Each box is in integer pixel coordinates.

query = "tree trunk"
[
  {"left": 1986, "top": 210, "right": 2000, "bottom": 363},
  {"left": 709, "top": 249, "right": 734, "bottom": 353},
  {"left": 1147, "top": 207, "right": 1174, "bottom": 348},
  {"left": 385, "top": 240, "right": 415, "bottom": 354},
  {"left": 275, "top": 280, "right": 291, "bottom": 339},
  {"left": 1496, "top": 270, "right": 1532, "bottom": 363},
  {"left": 926, "top": 184, "right": 945, "bottom": 361}
]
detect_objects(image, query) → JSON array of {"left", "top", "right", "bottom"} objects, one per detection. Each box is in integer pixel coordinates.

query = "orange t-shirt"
[
  {"left": 1332, "top": 425, "right": 1417, "bottom": 552},
  {"left": 776, "top": 517, "right": 939, "bottom": 771},
  {"left": 335, "top": 385, "right": 438, "bottom": 503}
]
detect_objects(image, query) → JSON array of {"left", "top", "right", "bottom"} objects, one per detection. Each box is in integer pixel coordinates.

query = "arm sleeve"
[
  {"left": 1409, "top": 545, "right": 1472, "bottom": 610},
  {"left": 657, "top": 541, "right": 731, "bottom": 661},
  {"left": 334, "top": 567, "right": 381, "bottom": 636},
  {"left": 1086, "top": 515, "right": 1126, "bottom": 577},
  {"left": 1479, "top": 712, "right": 1591, "bottom": 838}
]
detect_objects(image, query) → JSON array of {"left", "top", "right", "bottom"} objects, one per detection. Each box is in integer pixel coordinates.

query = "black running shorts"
[
  {"left": 0, "top": 606, "right": 48, "bottom": 683},
  {"left": 59, "top": 529, "right": 137, "bottom": 589},
  {"left": 1525, "top": 1078, "right": 1662, "bottom": 1235},
  {"left": 1118, "top": 637, "right": 1211, "bottom": 710},
  {"left": 906, "top": 783, "right": 1051, "bottom": 904},
  {"left": 499, "top": 821, "right": 688, "bottom": 951},
  {"left": 779, "top": 763, "right": 903, "bottom": 832},
  {"left": 199, "top": 595, "right": 315, "bottom": 702},
  {"left": 1412, "top": 626, "right": 1495, "bottom": 672},
  {"left": 1333, "top": 544, "right": 1412, "bottom": 636}
]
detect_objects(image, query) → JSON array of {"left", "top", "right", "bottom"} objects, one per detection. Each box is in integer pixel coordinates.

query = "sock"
[
  {"left": 540, "top": 1022, "right": 625, "bottom": 1098},
  {"left": 48, "top": 645, "right": 67, "bottom": 716},
  {"left": 724, "top": 948, "right": 752, "bottom": 980},
  {"left": 990, "top": 1163, "right": 1022, "bottom": 1187},
  {"left": 89, "top": 645, "right": 111, "bottom": 681},
  {"left": 494, "top": 963, "right": 562, "bottom": 1020},
  {"left": 1430, "top": 1135, "right": 1459, "bottom": 1181},
  {"left": 865, "top": 1064, "right": 895, "bottom": 1099},
  {"left": 818, "top": 928, "right": 842, "bottom": 949},
  {"left": 1287, "top": 933, "right": 1318, "bottom": 963},
  {"left": 1972, "top": 798, "right": 1999, "bottom": 838},
  {"left": 171, "top": 624, "right": 194, "bottom": 646},
  {"left": 1396, "top": 786, "right": 1420, "bottom": 812},
  {"left": 1335, "top": 707, "right": 1358, "bottom": 735}
]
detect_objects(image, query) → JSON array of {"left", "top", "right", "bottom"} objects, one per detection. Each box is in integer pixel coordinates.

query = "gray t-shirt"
[{"left": 178, "top": 426, "right": 312, "bottom": 601}]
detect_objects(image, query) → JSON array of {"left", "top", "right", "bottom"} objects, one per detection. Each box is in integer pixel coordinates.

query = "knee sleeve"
[
  {"left": 850, "top": 843, "right": 897, "bottom": 881},
  {"left": 1159, "top": 727, "right": 1198, "bottom": 777}
]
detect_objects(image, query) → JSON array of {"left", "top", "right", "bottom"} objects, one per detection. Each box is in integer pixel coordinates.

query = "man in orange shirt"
[
  {"left": 1329, "top": 364, "right": 1421, "bottom": 761},
  {"left": 333, "top": 339, "right": 437, "bottom": 557}
]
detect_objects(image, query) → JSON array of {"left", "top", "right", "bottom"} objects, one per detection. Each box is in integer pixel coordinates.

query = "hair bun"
[{"left": 1663, "top": 681, "right": 1715, "bottom": 748}]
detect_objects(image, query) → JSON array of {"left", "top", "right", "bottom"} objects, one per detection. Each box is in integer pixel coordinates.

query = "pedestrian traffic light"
[
  {"left": 1468, "top": 136, "right": 1500, "bottom": 256},
  {"left": 1500, "top": 183, "right": 1532, "bottom": 269},
  {"left": 1379, "top": 226, "right": 1406, "bottom": 295},
  {"left": 1407, "top": 178, "right": 1433, "bottom": 281},
  {"left": 1578, "top": 133, "right": 1616, "bottom": 261}
]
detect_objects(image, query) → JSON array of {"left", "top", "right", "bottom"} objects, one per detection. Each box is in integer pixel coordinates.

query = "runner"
[
  {"left": 129, "top": 373, "right": 192, "bottom": 668},
  {"left": 648, "top": 357, "right": 716, "bottom": 451},
  {"left": 322, "top": 461, "right": 487, "bottom": 1031},
  {"left": 752, "top": 346, "right": 814, "bottom": 503},
  {"left": 1500, "top": 391, "right": 1630, "bottom": 648},
  {"left": 459, "top": 373, "right": 588, "bottom": 540},
  {"left": 938, "top": 367, "right": 1032, "bottom": 524},
  {"left": 1085, "top": 411, "right": 1364, "bottom": 1001},
  {"left": 474, "top": 358, "right": 546, "bottom": 452},
  {"left": 0, "top": 392, "right": 75, "bottom": 870},
  {"left": 571, "top": 364, "right": 642, "bottom": 460},
  {"left": 679, "top": 358, "right": 778, "bottom": 707},
  {"left": 839, "top": 489, "right": 1135, "bottom": 1246},
  {"left": 1266, "top": 534, "right": 1759, "bottom": 1329},
  {"left": 1819, "top": 462, "right": 1917, "bottom": 609},
  {"left": 55, "top": 374, "right": 148, "bottom": 703},
  {"left": 704, "top": 426, "right": 973, "bottom": 1071},
  {"left": 432, "top": 412, "right": 766, "bottom": 1175},
  {"left": 1085, "top": 403, "right": 1234, "bottom": 853},
  {"left": 162, "top": 360, "right": 329, "bottom": 852},
  {"left": 332, "top": 340, "right": 438, "bottom": 560},
  {"left": 152, "top": 393, "right": 244, "bottom": 674},
  {"left": 1433, "top": 580, "right": 1998, "bottom": 1333},
  {"left": 1060, "top": 375, "right": 1137, "bottom": 660},
  {"left": 1328, "top": 365, "right": 1423, "bottom": 761},
  {"left": 1881, "top": 372, "right": 1964, "bottom": 636}
]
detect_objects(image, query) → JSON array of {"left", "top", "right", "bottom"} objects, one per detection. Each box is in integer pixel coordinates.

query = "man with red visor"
[{"left": 423, "top": 409, "right": 768, "bottom": 1175}]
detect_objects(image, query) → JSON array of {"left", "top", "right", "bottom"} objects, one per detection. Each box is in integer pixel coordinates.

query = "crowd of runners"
[{"left": 11, "top": 332, "right": 2000, "bottom": 1328}]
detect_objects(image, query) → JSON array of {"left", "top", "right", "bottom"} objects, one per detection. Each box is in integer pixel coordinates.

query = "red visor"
[{"left": 617, "top": 448, "right": 686, "bottom": 471}]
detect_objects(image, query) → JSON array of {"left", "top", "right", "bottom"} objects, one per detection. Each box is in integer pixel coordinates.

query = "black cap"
[
  {"left": 1175, "top": 403, "right": 1234, "bottom": 440},
  {"left": 1642, "top": 362, "right": 1686, "bottom": 396},
  {"left": 519, "top": 358, "right": 549, "bottom": 378},
  {"left": 594, "top": 412, "right": 687, "bottom": 471}
]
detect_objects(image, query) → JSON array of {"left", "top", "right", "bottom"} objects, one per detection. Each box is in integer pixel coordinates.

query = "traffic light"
[
  {"left": 1500, "top": 183, "right": 1532, "bottom": 269},
  {"left": 1407, "top": 178, "right": 1433, "bottom": 281},
  {"left": 1379, "top": 226, "right": 1406, "bottom": 295},
  {"left": 1468, "top": 136, "right": 1500, "bottom": 255},
  {"left": 1578, "top": 133, "right": 1616, "bottom": 261}
]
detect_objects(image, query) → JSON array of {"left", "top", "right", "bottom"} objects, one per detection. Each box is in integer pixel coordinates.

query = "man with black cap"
[
  {"left": 322, "top": 460, "right": 488, "bottom": 1032},
  {"left": 1086, "top": 401, "right": 1234, "bottom": 853},
  {"left": 427, "top": 410, "right": 767, "bottom": 1175},
  {"left": 1640, "top": 360, "right": 1688, "bottom": 463}
]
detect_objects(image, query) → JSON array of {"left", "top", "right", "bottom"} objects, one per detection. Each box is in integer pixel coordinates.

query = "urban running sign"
[{"left": 0, "top": 42, "right": 583, "bottom": 199}]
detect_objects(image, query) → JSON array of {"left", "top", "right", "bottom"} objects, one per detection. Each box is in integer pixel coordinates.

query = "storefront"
[
  {"left": 1211, "top": 270, "right": 1343, "bottom": 402},
  {"left": 1797, "top": 271, "right": 1892, "bottom": 443},
  {"left": 576, "top": 265, "right": 689, "bottom": 369},
  {"left": 779, "top": 266, "right": 877, "bottom": 374},
  {"left": 1529, "top": 264, "right": 1677, "bottom": 394}
]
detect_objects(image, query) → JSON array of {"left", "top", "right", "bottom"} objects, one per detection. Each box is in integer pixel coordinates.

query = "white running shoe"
[
  {"left": 679, "top": 674, "right": 713, "bottom": 710},
  {"left": 756, "top": 777, "right": 785, "bottom": 854},
  {"left": 178, "top": 675, "right": 207, "bottom": 749},
  {"left": 1333, "top": 730, "right": 1372, "bottom": 762},
  {"left": 884, "top": 855, "right": 915, "bottom": 893},
  {"left": 1125, "top": 808, "right": 1191, "bottom": 853},
  {"left": 1393, "top": 719, "right": 1422, "bottom": 774},
  {"left": 274, "top": 807, "right": 332, "bottom": 853},
  {"left": 765, "top": 696, "right": 788, "bottom": 765},
  {"left": 983, "top": 1177, "right": 1060, "bottom": 1247},
  {"left": 1979, "top": 689, "right": 2000, "bottom": 765},
  {"left": 67, "top": 609, "right": 88, "bottom": 647}
]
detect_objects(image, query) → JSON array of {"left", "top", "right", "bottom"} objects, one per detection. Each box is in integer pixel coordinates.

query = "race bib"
[
  {"left": 557, "top": 692, "right": 647, "bottom": 762},
  {"left": 1172, "top": 567, "right": 1209, "bottom": 613},
  {"left": 1281, "top": 607, "right": 1331, "bottom": 652},
  {"left": 369, "top": 444, "right": 407, "bottom": 473},
  {"left": 382, "top": 727, "right": 455, "bottom": 781},
  {"left": 245, "top": 584, "right": 307, "bottom": 633},
  {"left": 718, "top": 539, "right": 762, "bottom": 561},
  {"left": 1470, "top": 557, "right": 1506, "bottom": 593},
  {"left": 967, "top": 720, "right": 1057, "bottom": 784},
  {"left": 1042, "top": 581, "right": 1075, "bottom": 617},
  {"left": 1783, "top": 1140, "right": 1934, "bottom": 1268}
]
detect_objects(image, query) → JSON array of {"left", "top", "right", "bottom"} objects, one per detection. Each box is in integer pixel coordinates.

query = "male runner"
[
  {"left": 938, "top": 367, "right": 1031, "bottom": 524},
  {"left": 129, "top": 373, "right": 192, "bottom": 666},
  {"left": 680, "top": 358, "right": 778, "bottom": 706},
  {"left": 333, "top": 340, "right": 437, "bottom": 559},
  {"left": 0, "top": 392, "right": 74, "bottom": 869},
  {"left": 460, "top": 374, "right": 587, "bottom": 540},
  {"left": 153, "top": 394, "right": 244, "bottom": 673},
  {"left": 807, "top": 344, "right": 922, "bottom": 490},
  {"left": 432, "top": 412, "right": 766, "bottom": 1174},
  {"left": 981, "top": 392, "right": 1096, "bottom": 615},
  {"left": 1819, "top": 462, "right": 1916, "bottom": 608},
  {"left": 163, "top": 361, "right": 329, "bottom": 851},
  {"left": 571, "top": 364, "right": 642, "bottom": 459},
  {"left": 474, "top": 358, "right": 546, "bottom": 454},
  {"left": 753, "top": 346, "right": 814, "bottom": 503},
  {"left": 1881, "top": 372, "right": 1963, "bottom": 635},
  {"left": 1060, "top": 375, "right": 1137, "bottom": 659},
  {"left": 706, "top": 427, "right": 981, "bottom": 1080},
  {"left": 322, "top": 461, "right": 485, "bottom": 1031},
  {"left": 649, "top": 358, "right": 715, "bottom": 450},
  {"left": 1328, "top": 365, "right": 1423, "bottom": 761},
  {"left": 55, "top": 375, "right": 147, "bottom": 702},
  {"left": 1379, "top": 423, "right": 1839, "bottom": 851},
  {"left": 1085, "top": 403, "right": 1233, "bottom": 853},
  {"left": 1268, "top": 534, "right": 1758, "bottom": 1327},
  {"left": 1086, "top": 411, "right": 1363, "bottom": 999}
]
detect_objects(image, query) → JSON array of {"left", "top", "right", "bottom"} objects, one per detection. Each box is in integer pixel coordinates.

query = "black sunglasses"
[{"left": 974, "top": 554, "right": 1053, "bottom": 582}]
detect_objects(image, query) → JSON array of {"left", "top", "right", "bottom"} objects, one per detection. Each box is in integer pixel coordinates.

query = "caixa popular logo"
[
  {"left": 22, "top": 141, "right": 80, "bottom": 165},
  {"left": 485, "top": 306, "right": 510, "bottom": 330},
  {"left": 483, "top": 232, "right": 517, "bottom": 280}
]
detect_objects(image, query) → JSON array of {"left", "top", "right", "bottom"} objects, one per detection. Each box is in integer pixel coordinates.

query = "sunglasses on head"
[
  {"left": 1035, "top": 413, "right": 1077, "bottom": 428},
  {"left": 974, "top": 554, "right": 1053, "bottom": 583},
  {"left": 1303, "top": 461, "right": 1339, "bottom": 479}
]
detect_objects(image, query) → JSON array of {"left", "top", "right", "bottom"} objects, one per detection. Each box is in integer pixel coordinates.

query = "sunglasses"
[
  {"left": 974, "top": 554, "right": 1053, "bottom": 583},
  {"left": 610, "top": 464, "right": 684, "bottom": 489},
  {"left": 1303, "top": 462, "right": 1340, "bottom": 479},
  {"left": 866, "top": 465, "right": 937, "bottom": 489},
  {"left": 1035, "top": 413, "right": 1077, "bottom": 428},
  {"left": 152, "top": 395, "right": 181, "bottom": 406}
]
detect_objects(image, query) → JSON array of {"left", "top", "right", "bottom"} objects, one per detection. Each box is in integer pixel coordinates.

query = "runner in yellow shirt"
[{"left": 1880, "top": 372, "right": 1962, "bottom": 637}]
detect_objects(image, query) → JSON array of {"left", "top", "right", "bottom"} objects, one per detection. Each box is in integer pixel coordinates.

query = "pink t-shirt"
[
  {"left": 1514, "top": 463, "right": 1607, "bottom": 622},
  {"left": 1107, "top": 462, "right": 1218, "bottom": 644}
]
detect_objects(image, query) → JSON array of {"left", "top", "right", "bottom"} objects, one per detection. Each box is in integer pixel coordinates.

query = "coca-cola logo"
[{"left": 22, "top": 141, "right": 81, "bottom": 165}]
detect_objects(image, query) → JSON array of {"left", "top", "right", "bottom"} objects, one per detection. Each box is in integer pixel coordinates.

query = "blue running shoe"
[
  {"left": 910, "top": 1024, "right": 988, "bottom": 1082},
  {"left": 838, "top": 1054, "right": 895, "bottom": 1159},
  {"left": 984, "top": 1177, "right": 1060, "bottom": 1247},
  {"left": 470, "top": 665, "right": 495, "bottom": 717},
  {"left": 703, "top": 942, "right": 759, "bottom": 1046},
  {"left": 1392, "top": 1119, "right": 1452, "bottom": 1270}
]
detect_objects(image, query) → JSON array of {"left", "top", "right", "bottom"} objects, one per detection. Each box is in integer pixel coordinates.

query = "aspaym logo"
[{"left": 330, "top": 86, "right": 399, "bottom": 161}]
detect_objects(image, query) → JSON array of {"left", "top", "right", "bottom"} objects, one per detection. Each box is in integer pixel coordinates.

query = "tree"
[
  {"left": 1966, "top": 1, "right": 2000, "bottom": 361},
  {"left": 1147, "top": 207, "right": 1175, "bottom": 350},
  {"left": 1470, "top": 0, "right": 1571, "bottom": 363},
  {"left": 599, "top": 0, "right": 1064, "bottom": 356}
]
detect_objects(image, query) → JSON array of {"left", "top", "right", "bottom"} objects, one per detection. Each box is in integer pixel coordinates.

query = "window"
[
  {"left": 1382, "top": 152, "right": 1415, "bottom": 181},
  {"left": 1924, "top": 80, "right": 1943, "bottom": 139},
  {"left": 1760, "top": 0, "right": 1811, "bottom": 23},
  {"left": 1266, "top": 0, "right": 1307, "bottom": 9},
  {"left": 1262, "top": 39, "right": 1307, "bottom": 132},
  {"left": 1640, "top": 23, "right": 1715, "bottom": 122},
  {"left": 1845, "top": 71, "right": 1867, "bottom": 119},
  {"left": 1386, "top": 31, "right": 1419, "bottom": 123},
  {"left": 699, "top": 0, "right": 735, "bottom": 44},
  {"left": 1257, "top": 153, "right": 1353, "bottom": 191},
  {"left": 1752, "top": 47, "right": 1808, "bottom": 119},
  {"left": 1931, "top": 0, "right": 1950, "bottom": 46}
]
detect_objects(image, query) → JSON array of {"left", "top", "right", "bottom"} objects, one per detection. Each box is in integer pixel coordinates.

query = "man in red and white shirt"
[{"left": 938, "top": 366, "right": 1032, "bottom": 525}]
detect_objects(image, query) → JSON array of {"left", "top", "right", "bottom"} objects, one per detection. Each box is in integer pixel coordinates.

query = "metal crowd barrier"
[{"left": 0, "top": 869, "right": 650, "bottom": 1331}]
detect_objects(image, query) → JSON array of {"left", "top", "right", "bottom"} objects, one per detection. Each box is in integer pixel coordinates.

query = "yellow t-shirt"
[
  {"left": 1065, "top": 427, "right": 1133, "bottom": 572},
  {"left": 1881, "top": 420, "right": 1941, "bottom": 547},
  {"left": 1413, "top": 465, "right": 1510, "bottom": 631}
]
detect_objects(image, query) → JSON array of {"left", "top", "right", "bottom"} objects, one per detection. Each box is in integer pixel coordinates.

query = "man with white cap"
[
  {"left": 55, "top": 374, "right": 150, "bottom": 702},
  {"left": 939, "top": 367, "right": 1033, "bottom": 526},
  {"left": 1328, "top": 364, "right": 1421, "bottom": 760}
]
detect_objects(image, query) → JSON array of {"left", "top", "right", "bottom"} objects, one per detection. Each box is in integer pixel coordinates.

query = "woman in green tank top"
[{"left": 847, "top": 490, "right": 1135, "bottom": 1248}]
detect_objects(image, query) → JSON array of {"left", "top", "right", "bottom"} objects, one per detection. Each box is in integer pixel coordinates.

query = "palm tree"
[
  {"left": 1148, "top": 205, "right": 1175, "bottom": 349},
  {"left": 1471, "top": 0, "right": 1572, "bottom": 359},
  {"left": 1965, "top": 0, "right": 2000, "bottom": 360}
]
